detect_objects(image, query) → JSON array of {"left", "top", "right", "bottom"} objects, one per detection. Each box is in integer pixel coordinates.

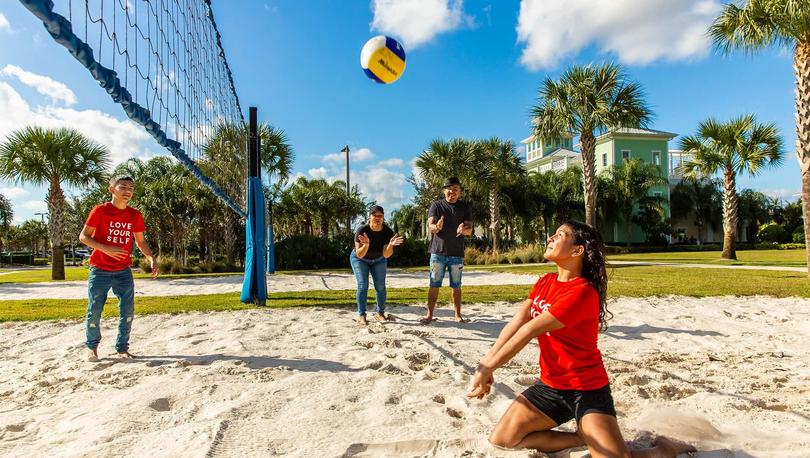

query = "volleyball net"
[
  {"left": 19, "top": 0, "right": 245, "bottom": 217},
  {"left": 21, "top": 0, "right": 270, "bottom": 304}
]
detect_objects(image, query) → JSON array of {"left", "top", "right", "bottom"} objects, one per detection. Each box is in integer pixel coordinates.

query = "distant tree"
[
  {"left": 531, "top": 63, "right": 652, "bottom": 227},
  {"left": 600, "top": 158, "right": 667, "bottom": 246},
  {"left": 679, "top": 115, "right": 783, "bottom": 259},
  {"left": 710, "top": 0, "right": 810, "bottom": 273},
  {"left": 670, "top": 178, "right": 723, "bottom": 244},
  {"left": 0, "top": 193, "right": 12, "bottom": 259},
  {"left": 477, "top": 138, "right": 525, "bottom": 252},
  {"left": 0, "top": 127, "right": 109, "bottom": 279}
]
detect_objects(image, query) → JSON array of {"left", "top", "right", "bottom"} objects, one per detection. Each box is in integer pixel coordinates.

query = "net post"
[{"left": 241, "top": 106, "right": 267, "bottom": 305}]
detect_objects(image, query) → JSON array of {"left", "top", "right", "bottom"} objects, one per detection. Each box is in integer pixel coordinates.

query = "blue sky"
[{"left": 0, "top": 0, "right": 801, "bottom": 225}]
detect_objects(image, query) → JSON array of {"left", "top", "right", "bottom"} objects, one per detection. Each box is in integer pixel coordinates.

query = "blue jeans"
[
  {"left": 349, "top": 251, "right": 388, "bottom": 316},
  {"left": 429, "top": 253, "right": 464, "bottom": 288},
  {"left": 85, "top": 267, "right": 135, "bottom": 353}
]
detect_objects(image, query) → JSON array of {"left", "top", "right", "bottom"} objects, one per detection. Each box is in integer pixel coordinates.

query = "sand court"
[{"left": 1, "top": 294, "right": 809, "bottom": 457}]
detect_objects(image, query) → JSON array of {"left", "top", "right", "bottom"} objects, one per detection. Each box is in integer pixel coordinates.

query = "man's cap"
[
  {"left": 369, "top": 204, "right": 384, "bottom": 214},
  {"left": 442, "top": 177, "right": 462, "bottom": 188}
]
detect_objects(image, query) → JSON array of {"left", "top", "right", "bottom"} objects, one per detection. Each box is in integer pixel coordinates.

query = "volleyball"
[{"left": 360, "top": 35, "right": 406, "bottom": 84}]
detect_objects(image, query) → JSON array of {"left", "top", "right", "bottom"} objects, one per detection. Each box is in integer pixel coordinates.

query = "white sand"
[
  {"left": 1, "top": 292, "right": 809, "bottom": 457},
  {"left": 0, "top": 270, "right": 539, "bottom": 300}
]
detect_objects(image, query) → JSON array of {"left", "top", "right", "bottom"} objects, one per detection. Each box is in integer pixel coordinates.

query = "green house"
[{"left": 590, "top": 127, "right": 677, "bottom": 244}]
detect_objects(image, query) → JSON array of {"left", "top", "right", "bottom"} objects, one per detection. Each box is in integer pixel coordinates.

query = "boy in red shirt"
[
  {"left": 468, "top": 221, "right": 696, "bottom": 457},
  {"left": 79, "top": 176, "right": 159, "bottom": 361}
]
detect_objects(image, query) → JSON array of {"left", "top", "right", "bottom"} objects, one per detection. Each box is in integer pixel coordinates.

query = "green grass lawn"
[
  {"left": 2, "top": 266, "right": 808, "bottom": 321},
  {"left": 606, "top": 249, "right": 807, "bottom": 267},
  {"left": 0, "top": 266, "right": 355, "bottom": 284},
  {"left": 0, "top": 267, "right": 244, "bottom": 284}
]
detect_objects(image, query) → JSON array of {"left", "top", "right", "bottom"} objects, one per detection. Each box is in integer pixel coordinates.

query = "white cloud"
[
  {"left": 323, "top": 147, "right": 375, "bottom": 164},
  {"left": 760, "top": 188, "right": 801, "bottom": 201},
  {"left": 0, "top": 79, "right": 155, "bottom": 166},
  {"left": 353, "top": 167, "right": 408, "bottom": 209},
  {"left": 371, "top": 0, "right": 470, "bottom": 49},
  {"left": 20, "top": 200, "right": 47, "bottom": 212},
  {"left": 0, "top": 186, "right": 28, "bottom": 199},
  {"left": 300, "top": 156, "right": 411, "bottom": 210},
  {"left": 2, "top": 65, "right": 77, "bottom": 106},
  {"left": 308, "top": 167, "right": 328, "bottom": 179},
  {"left": 0, "top": 12, "right": 10, "bottom": 32},
  {"left": 379, "top": 158, "right": 405, "bottom": 168},
  {"left": 516, "top": 0, "right": 722, "bottom": 70}
]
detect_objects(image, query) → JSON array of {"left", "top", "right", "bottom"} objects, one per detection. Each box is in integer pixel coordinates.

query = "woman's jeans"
[
  {"left": 85, "top": 267, "right": 135, "bottom": 353},
  {"left": 349, "top": 251, "right": 387, "bottom": 316}
]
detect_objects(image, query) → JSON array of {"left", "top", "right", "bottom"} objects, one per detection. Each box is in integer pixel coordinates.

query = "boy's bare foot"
[
  {"left": 418, "top": 316, "right": 434, "bottom": 325},
  {"left": 652, "top": 436, "right": 697, "bottom": 456},
  {"left": 116, "top": 351, "right": 136, "bottom": 359},
  {"left": 374, "top": 313, "right": 390, "bottom": 322},
  {"left": 86, "top": 348, "right": 100, "bottom": 362},
  {"left": 357, "top": 315, "right": 368, "bottom": 326},
  {"left": 454, "top": 316, "right": 468, "bottom": 323}
]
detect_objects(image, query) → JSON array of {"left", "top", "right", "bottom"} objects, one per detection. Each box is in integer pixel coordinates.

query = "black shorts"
[{"left": 521, "top": 381, "right": 616, "bottom": 426}]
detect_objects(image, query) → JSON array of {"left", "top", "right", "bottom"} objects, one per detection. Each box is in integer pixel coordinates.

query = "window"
[
  {"left": 602, "top": 153, "right": 608, "bottom": 167},
  {"left": 621, "top": 150, "right": 631, "bottom": 162},
  {"left": 652, "top": 151, "right": 661, "bottom": 166}
]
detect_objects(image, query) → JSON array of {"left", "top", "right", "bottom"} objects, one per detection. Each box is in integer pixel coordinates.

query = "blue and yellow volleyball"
[{"left": 360, "top": 35, "right": 406, "bottom": 84}]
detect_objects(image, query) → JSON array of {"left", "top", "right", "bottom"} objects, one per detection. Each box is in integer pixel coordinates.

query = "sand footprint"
[
  {"left": 147, "top": 397, "right": 173, "bottom": 412},
  {"left": 405, "top": 352, "right": 430, "bottom": 371}
]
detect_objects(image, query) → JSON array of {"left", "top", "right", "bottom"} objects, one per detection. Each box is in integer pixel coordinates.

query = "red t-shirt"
[
  {"left": 527, "top": 273, "right": 608, "bottom": 390},
  {"left": 85, "top": 202, "right": 145, "bottom": 271}
]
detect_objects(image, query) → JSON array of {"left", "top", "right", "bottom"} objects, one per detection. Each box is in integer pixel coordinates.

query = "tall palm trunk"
[
  {"left": 794, "top": 42, "right": 810, "bottom": 277},
  {"left": 580, "top": 132, "right": 598, "bottom": 228},
  {"left": 223, "top": 209, "right": 239, "bottom": 266},
  {"left": 47, "top": 183, "right": 66, "bottom": 280},
  {"left": 721, "top": 170, "right": 738, "bottom": 260},
  {"left": 489, "top": 188, "right": 500, "bottom": 252}
]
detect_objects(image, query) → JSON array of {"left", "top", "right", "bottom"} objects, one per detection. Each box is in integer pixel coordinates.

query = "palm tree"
[
  {"left": 478, "top": 138, "right": 525, "bottom": 252},
  {"left": 530, "top": 167, "right": 584, "bottom": 239},
  {"left": 600, "top": 158, "right": 668, "bottom": 246},
  {"left": 670, "top": 178, "right": 723, "bottom": 244},
  {"left": 0, "top": 193, "right": 13, "bottom": 262},
  {"left": 737, "top": 188, "right": 772, "bottom": 246},
  {"left": 710, "top": 0, "right": 810, "bottom": 274},
  {"left": 530, "top": 63, "right": 652, "bottom": 227},
  {"left": 415, "top": 138, "right": 479, "bottom": 196},
  {"left": 0, "top": 127, "right": 109, "bottom": 279},
  {"left": 391, "top": 204, "right": 423, "bottom": 239},
  {"left": 202, "top": 122, "right": 294, "bottom": 265},
  {"left": 679, "top": 115, "right": 783, "bottom": 259}
]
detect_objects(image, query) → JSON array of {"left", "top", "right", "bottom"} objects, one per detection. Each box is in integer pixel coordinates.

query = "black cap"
[
  {"left": 442, "top": 177, "right": 461, "bottom": 188},
  {"left": 369, "top": 205, "right": 384, "bottom": 214}
]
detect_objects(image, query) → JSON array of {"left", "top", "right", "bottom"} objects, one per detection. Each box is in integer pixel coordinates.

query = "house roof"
[
  {"left": 596, "top": 127, "right": 678, "bottom": 140},
  {"left": 520, "top": 132, "right": 575, "bottom": 144}
]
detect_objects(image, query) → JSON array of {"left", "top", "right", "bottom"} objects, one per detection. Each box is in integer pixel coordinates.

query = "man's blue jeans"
[
  {"left": 428, "top": 253, "right": 464, "bottom": 288},
  {"left": 349, "top": 251, "right": 387, "bottom": 316},
  {"left": 85, "top": 267, "right": 135, "bottom": 353}
]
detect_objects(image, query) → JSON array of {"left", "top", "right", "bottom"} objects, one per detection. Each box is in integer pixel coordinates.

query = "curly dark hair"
[{"left": 564, "top": 220, "right": 612, "bottom": 331}]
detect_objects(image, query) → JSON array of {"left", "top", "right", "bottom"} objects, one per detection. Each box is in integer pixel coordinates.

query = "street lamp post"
[{"left": 342, "top": 145, "right": 350, "bottom": 233}]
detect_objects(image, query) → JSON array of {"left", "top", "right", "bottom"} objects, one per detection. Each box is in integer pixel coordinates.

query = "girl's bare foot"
[{"left": 116, "top": 351, "right": 136, "bottom": 359}]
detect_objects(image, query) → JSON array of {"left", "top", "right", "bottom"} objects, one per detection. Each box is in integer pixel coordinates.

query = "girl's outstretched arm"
[{"left": 468, "top": 312, "right": 564, "bottom": 399}]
